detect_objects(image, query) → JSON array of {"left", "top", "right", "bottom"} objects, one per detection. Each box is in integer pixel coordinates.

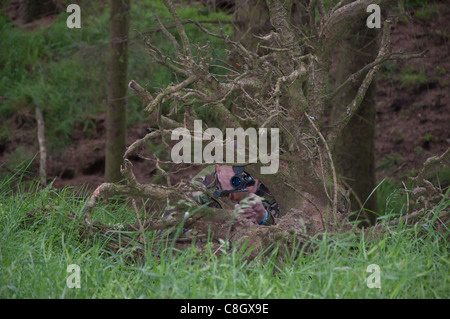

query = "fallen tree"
[{"left": 74, "top": 0, "right": 444, "bottom": 260}]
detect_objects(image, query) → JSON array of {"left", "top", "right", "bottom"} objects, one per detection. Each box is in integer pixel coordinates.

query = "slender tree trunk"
[
  {"left": 35, "top": 105, "right": 47, "bottom": 186},
  {"left": 85, "top": 0, "right": 425, "bottom": 242},
  {"left": 332, "top": 18, "right": 379, "bottom": 225},
  {"left": 105, "top": 0, "right": 130, "bottom": 182}
]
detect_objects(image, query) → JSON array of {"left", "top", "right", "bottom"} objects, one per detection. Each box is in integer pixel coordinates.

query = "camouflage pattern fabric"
[
  {"left": 158, "top": 166, "right": 280, "bottom": 242},
  {"left": 190, "top": 165, "right": 280, "bottom": 226}
]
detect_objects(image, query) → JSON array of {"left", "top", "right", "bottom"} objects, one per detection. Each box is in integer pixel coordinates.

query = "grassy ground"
[
  {"left": 0, "top": 0, "right": 448, "bottom": 299},
  {"left": 0, "top": 0, "right": 231, "bottom": 155},
  {"left": 0, "top": 169, "right": 448, "bottom": 299}
]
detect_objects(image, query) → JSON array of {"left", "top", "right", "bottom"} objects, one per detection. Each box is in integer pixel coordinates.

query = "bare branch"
[
  {"left": 189, "top": 19, "right": 226, "bottom": 40},
  {"left": 328, "top": 0, "right": 345, "bottom": 18},
  {"left": 325, "top": 49, "right": 428, "bottom": 101},
  {"left": 317, "top": 0, "right": 327, "bottom": 21},
  {"left": 273, "top": 66, "right": 308, "bottom": 109},
  {"left": 128, "top": 80, "right": 153, "bottom": 104},
  {"left": 135, "top": 29, "right": 190, "bottom": 77},
  {"left": 138, "top": 20, "right": 233, "bottom": 37},
  {"left": 145, "top": 75, "right": 199, "bottom": 113},
  {"left": 308, "top": 0, "right": 318, "bottom": 32},
  {"left": 124, "top": 129, "right": 171, "bottom": 158},
  {"left": 156, "top": 158, "right": 171, "bottom": 187},
  {"left": 128, "top": 80, "right": 183, "bottom": 129},
  {"left": 306, "top": 112, "right": 339, "bottom": 228},
  {"left": 131, "top": 198, "right": 145, "bottom": 242},
  {"left": 329, "top": 19, "right": 393, "bottom": 145},
  {"left": 410, "top": 147, "right": 450, "bottom": 185},
  {"left": 162, "top": 0, "right": 191, "bottom": 56},
  {"left": 154, "top": 14, "right": 181, "bottom": 53},
  {"left": 82, "top": 159, "right": 198, "bottom": 224}
]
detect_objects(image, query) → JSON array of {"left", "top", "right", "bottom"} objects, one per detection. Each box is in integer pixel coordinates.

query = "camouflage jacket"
[{"left": 190, "top": 165, "right": 280, "bottom": 226}]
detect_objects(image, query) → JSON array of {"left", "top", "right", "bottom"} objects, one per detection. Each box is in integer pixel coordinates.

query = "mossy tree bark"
[
  {"left": 229, "top": 0, "right": 377, "bottom": 220},
  {"left": 87, "top": 0, "right": 427, "bottom": 238},
  {"left": 331, "top": 18, "right": 379, "bottom": 225},
  {"left": 105, "top": 0, "right": 130, "bottom": 183}
]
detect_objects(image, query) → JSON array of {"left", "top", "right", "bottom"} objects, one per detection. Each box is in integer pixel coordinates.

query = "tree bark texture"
[
  {"left": 105, "top": 0, "right": 130, "bottom": 183},
  {"left": 231, "top": 0, "right": 271, "bottom": 51},
  {"left": 331, "top": 17, "right": 379, "bottom": 224},
  {"left": 90, "top": 0, "right": 426, "bottom": 239}
]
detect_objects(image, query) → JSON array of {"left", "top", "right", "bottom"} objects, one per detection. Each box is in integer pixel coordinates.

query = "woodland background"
[
  {"left": 0, "top": 0, "right": 448, "bottom": 299},
  {"left": 0, "top": 0, "right": 448, "bottom": 208}
]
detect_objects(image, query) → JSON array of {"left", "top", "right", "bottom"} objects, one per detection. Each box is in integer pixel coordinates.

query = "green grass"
[
  {"left": 421, "top": 132, "right": 438, "bottom": 143},
  {"left": 414, "top": 4, "right": 439, "bottom": 20},
  {"left": 376, "top": 164, "right": 450, "bottom": 216},
  {"left": 0, "top": 0, "right": 232, "bottom": 154},
  {"left": 377, "top": 154, "right": 403, "bottom": 171},
  {"left": 0, "top": 168, "right": 448, "bottom": 299},
  {"left": 398, "top": 66, "right": 428, "bottom": 89}
]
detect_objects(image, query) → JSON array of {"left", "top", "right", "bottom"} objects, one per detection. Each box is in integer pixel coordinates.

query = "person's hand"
[
  {"left": 234, "top": 194, "right": 267, "bottom": 225},
  {"left": 216, "top": 165, "right": 259, "bottom": 202}
]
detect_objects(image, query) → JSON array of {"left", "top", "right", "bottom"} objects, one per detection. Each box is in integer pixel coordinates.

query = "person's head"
[{"left": 215, "top": 165, "right": 259, "bottom": 202}]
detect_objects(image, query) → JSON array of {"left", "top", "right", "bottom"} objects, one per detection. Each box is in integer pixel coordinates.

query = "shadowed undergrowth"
[{"left": 0, "top": 168, "right": 448, "bottom": 298}]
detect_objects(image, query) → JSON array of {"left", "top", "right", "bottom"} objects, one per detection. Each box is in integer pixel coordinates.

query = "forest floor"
[
  {"left": 0, "top": 1, "right": 448, "bottom": 300},
  {"left": 0, "top": 1, "right": 449, "bottom": 193},
  {"left": 374, "top": 1, "right": 449, "bottom": 181}
]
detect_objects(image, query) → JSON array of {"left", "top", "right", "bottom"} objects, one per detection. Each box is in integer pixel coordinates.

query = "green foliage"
[
  {"left": 390, "top": 127, "right": 406, "bottom": 144},
  {"left": 0, "top": 165, "right": 448, "bottom": 298},
  {"left": 376, "top": 165, "right": 450, "bottom": 215},
  {"left": 146, "top": 140, "right": 167, "bottom": 160},
  {"left": 414, "top": 4, "right": 439, "bottom": 20},
  {"left": 398, "top": 66, "right": 428, "bottom": 89},
  {"left": 4, "top": 145, "right": 35, "bottom": 174},
  {"left": 404, "top": 0, "right": 430, "bottom": 9},
  {"left": 0, "top": 1, "right": 232, "bottom": 152},
  {"left": 382, "top": 60, "right": 399, "bottom": 74},
  {"left": 406, "top": 168, "right": 420, "bottom": 178},
  {"left": 434, "top": 67, "right": 446, "bottom": 76},
  {"left": 376, "top": 178, "right": 408, "bottom": 216},
  {"left": 421, "top": 132, "right": 437, "bottom": 143},
  {"left": 414, "top": 146, "right": 424, "bottom": 154},
  {"left": 427, "top": 166, "right": 450, "bottom": 189},
  {"left": 435, "top": 29, "right": 449, "bottom": 40},
  {"left": 0, "top": 11, "right": 108, "bottom": 151},
  {"left": 378, "top": 154, "right": 403, "bottom": 171},
  {"left": 380, "top": 60, "right": 398, "bottom": 84}
]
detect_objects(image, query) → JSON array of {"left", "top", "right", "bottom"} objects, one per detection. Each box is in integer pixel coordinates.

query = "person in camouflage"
[{"left": 190, "top": 165, "right": 280, "bottom": 226}]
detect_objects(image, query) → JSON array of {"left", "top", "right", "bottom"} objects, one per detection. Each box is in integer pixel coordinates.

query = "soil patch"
[{"left": 375, "top": 2, "right": 450, "bottom": 179}]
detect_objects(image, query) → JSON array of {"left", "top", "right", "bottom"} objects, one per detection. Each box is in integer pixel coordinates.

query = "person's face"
[{"left": 216, "top": 165, "right": 259, "bottom": 202}]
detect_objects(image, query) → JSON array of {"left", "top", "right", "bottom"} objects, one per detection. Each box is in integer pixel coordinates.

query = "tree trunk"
[
  {"left": 35, "top": 105, "right": 47, "bottom": 186},
  {"left": 113, "top": 0, "right": 421, "bottom": 234},
  {"left": 105, "top": 0, "right": 130, "bottom": 183},
  {"left": 231, "top": 0, "right": 271, "bottom": 51},
  {"left": 332, "top": 18, "right": 379, "bottom": 225}
]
